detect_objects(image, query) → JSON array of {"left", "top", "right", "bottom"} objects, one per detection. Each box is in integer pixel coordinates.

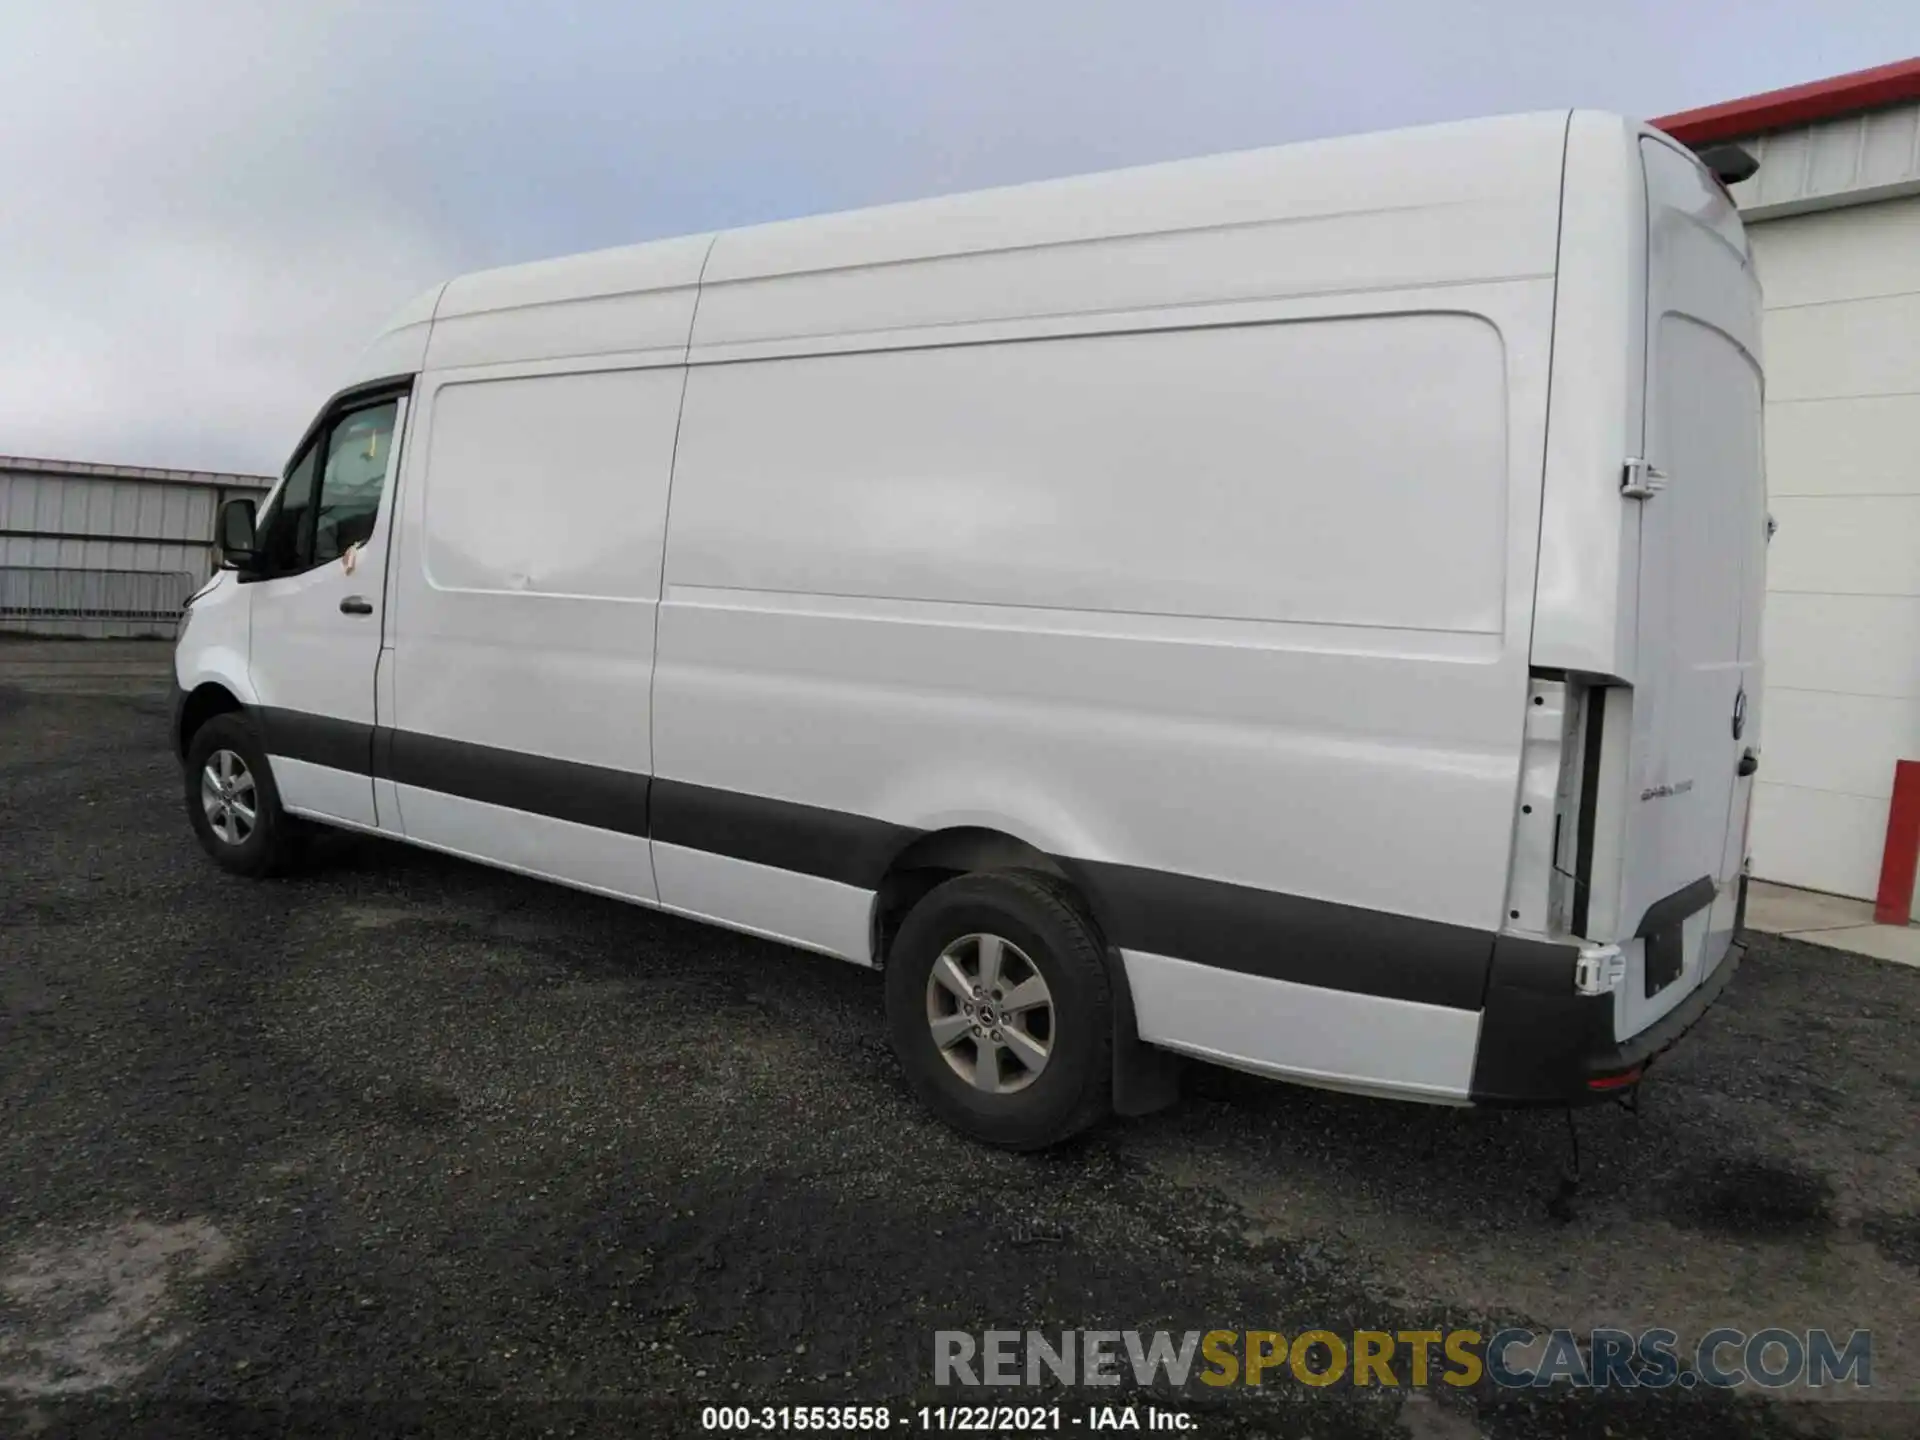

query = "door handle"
[{"left": 339, "top": 596, "right": 373, "bottom": 616}]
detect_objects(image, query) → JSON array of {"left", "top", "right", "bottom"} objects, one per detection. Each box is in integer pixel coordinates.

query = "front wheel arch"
[
  {"left": 182, "top": 710, "right": 306, "bottom": 877},
  {"left": 176, "top": 682, "right": 245, "bottom": 761}
]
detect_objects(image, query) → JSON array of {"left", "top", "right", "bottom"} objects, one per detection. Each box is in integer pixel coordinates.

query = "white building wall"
[
  {"left": 1723, "top": 99, "right": 1920, "bottom": 220},
  {"left": 1744, "top": 194, "right": 1920, "bottom": 912}
]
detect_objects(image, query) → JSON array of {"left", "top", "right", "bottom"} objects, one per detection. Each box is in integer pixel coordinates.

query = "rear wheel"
[
  {"left": 885, "top": 869, "right": 1113, "bottom": 1149},
  {"left": 183, "top": 712, "right": 305, "bottom": 877}
]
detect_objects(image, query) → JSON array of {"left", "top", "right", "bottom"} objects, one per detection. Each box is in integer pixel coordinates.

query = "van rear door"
[{"left": 1610, "top": 137, "right": 1766, "bottom": 1038}]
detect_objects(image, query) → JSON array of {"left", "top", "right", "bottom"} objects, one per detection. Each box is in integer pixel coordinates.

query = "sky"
[{"left": 2, "top": 1, "right": 1916, "bottom": 476}]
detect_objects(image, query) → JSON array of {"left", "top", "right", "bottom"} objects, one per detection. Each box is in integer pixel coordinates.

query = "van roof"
[
  {"left": 355, "top": 108, "right": 1639, "bottom": 382},
  {"left": 431, "top": 110, "right": 1581, "bottom": 320}
]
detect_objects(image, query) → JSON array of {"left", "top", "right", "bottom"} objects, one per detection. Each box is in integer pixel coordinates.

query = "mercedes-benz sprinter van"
[{"left": 172, "top": 110, "right": 1765, "bottom": 1149}]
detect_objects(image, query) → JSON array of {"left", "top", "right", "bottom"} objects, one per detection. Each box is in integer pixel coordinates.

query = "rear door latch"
[{"left": 1622, "top": 458, "right": 1668, "bottom": 499}]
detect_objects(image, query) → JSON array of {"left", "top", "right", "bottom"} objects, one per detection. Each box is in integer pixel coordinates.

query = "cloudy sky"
[{"left": 2, "top": 2, "right": 1915, "bottom": 475}]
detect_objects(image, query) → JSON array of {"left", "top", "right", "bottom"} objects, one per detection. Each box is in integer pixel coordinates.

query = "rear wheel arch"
[
  {"left": 884, "top": 866, "right": 1115, "bottom": 1147},
  {"left": 869, "top": 826, "right": 1066, "bottom": 966},
  {"left": 869, "top": 828, "right": 1179, "bottom": 1123}
]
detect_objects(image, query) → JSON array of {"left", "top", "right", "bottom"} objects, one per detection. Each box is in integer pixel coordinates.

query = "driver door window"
[
  {"left": 255, "top": 446, "right": 318, "bottom": 576},
  {"left": 316, "top": 403, "right": 397, "bottom": 564},
  {"left": 251, "top": 399, "right": 398, "bottom": 579}
]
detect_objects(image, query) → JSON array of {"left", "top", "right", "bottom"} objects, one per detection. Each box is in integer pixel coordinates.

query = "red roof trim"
[{"left": 1652, "top": 56, "right": 1920, "bottom": 146}]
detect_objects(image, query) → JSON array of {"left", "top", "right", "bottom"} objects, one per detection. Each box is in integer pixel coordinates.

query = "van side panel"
[
  {"left": 662, "top": 317, "right": 1517, "bottom": 922},
  {"left": 655, "top": 288, "right": 1557, "bottom": 1096},
  {"left": 384, "top": 361, "right": 685, "bottom": 899},
  {"left": 667, "top": 320, "right": 1509, "bottom": 633}
]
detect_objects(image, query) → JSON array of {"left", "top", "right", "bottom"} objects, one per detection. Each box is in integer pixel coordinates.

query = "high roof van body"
[{"left": 173, "top": 110, "right": 1765, "bottom": 1147}]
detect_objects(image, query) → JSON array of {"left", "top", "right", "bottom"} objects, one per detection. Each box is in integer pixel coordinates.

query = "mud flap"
[{"left": 1108, "top": 950, "right": 1182, "bottom": 1117}]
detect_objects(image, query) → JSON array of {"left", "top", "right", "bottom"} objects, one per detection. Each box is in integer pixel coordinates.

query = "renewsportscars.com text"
[{"left": 934, "top": 1327, "right": 1872, "bottom": 1391}]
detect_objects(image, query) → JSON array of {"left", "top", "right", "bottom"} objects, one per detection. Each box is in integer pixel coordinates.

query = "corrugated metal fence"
[
  {"left": 0, "top": 454, "right": 273, "bottom": 639},
  {"left": 0, "top": 568, "right": 200, "bottom": 638}
]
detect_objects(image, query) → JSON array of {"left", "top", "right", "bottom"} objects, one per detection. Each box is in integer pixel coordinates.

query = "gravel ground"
[{"left": 2, "top": 641, "right": 1917, "bottom": 1439}]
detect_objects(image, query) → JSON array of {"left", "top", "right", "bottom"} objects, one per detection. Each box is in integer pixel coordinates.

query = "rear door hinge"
[{"left": 1621, "top": 458, "right": 1668, "bottom": 500}]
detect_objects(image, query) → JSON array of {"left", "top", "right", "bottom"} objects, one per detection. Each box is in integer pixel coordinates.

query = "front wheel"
[
  {"left": 885, "top": 869, "right": 1114, "bottom": 1150},
  {"left": 182, "top": 712, "right": 305, "bottom": 877}
]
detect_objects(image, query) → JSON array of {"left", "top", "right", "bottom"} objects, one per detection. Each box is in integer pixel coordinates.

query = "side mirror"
[{"left": 217, "top": 498, "right": 259, "bottom": 570}]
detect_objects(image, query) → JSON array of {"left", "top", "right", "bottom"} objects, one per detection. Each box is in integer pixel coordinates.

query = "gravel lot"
[{"left": 2, "top": 640, "right": 1917, "bottom": 1439}]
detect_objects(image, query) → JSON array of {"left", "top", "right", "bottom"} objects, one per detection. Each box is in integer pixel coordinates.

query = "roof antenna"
[{"left": 1694, "top": 143, "right": 1760, "bottom": 187}]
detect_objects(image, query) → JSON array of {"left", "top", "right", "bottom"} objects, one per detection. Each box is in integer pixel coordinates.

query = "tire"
[
  {"left": 885, "top": 868, "right": 1114, "bottom": 1150},
  {"left": 182, "top": 712, "right": 305, "bottom": 877}
]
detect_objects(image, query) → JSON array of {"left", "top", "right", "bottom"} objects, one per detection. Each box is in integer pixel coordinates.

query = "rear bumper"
[
  {"left": 1468, "top": 905, "right": 1742, "bottom": 1106},
  {"left": 1580, "top": 939, "right": 1741, "bottom": 1091}
]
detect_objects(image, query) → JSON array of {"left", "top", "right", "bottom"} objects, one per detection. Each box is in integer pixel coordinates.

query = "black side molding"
[
  {"left": 234, "top": 703, "right": 1504, "bottom": 1011},
  {"left": 650, "top": 777, "right": 914, "bottom": 890},
  {"left": 255, "top": 707, "right": 376, "bottom": 778},
  {"left": 1062, "top": 857, "right": 1493, "bottom": 1012},
  {"left": 392, "top": 729, "right": 650, "bottom": 838}
]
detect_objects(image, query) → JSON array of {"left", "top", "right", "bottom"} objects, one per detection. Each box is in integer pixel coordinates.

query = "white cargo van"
[{"left": 173, "top": 110, "right": 1765, "bottom": 1148}]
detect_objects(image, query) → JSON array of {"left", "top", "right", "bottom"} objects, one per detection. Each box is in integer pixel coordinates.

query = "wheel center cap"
[{"left": 979, "top": 1005, "right": 997, "bottom": 1026}]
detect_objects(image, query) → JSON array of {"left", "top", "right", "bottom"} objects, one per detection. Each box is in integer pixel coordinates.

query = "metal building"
[
  {"left": 0, "top": 454, "right": 274, "bottom": 638},
  {"left": 1655, "top": 57, "right": 1920, "bottom": 917}
]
